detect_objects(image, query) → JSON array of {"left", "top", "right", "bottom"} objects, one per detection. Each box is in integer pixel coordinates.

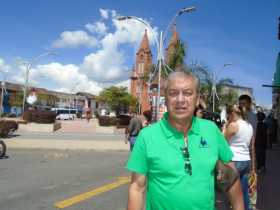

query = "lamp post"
[
  {"left": 18, "top": 52, "right": 55, "bottom": 115},
  {"left": 0, "top": 81, "right": 7, "bottom": 118},
  {"left": 211, "top": 63, "right": 232, "bottom": 112},
  {"left": 68, "top": 82, "right": 79, "bottom": 115},
  {"left": 118, "top": 6, "right": 196, "bottom": 121}
]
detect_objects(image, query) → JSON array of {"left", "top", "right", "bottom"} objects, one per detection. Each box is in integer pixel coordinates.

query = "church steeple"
[
  {"left": 137, "top": 29, "right": 151, "bottom": 53},
  {"left": 165, "top": 24, "right": 179, "bottom": 67},
  {"left": 168, "top": 24, "right": 179, "bottom": 48},
  {"left": 130, "top": 29, "right": 153, "bottom": 114}
]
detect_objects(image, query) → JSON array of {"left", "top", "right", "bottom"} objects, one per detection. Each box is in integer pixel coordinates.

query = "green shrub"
[
  {"left": 23, "top": 110, "right": 56, "bottom": 124},
  {"left": 0, "top": 120, "right": 18, "bottom": 137},
  {"left": 98, "top": 116, "right": 117, "bottom": 126},
  {"left": 116, "top": 114, "right": 131, "bottom": 128},
  {"left": 76, "top": 112, "right": 82, "bottom": 118}
]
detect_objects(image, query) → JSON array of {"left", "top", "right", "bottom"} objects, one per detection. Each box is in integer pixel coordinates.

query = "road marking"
[{"left": 54, "top": 176, "right": 130, "bottom": 209}]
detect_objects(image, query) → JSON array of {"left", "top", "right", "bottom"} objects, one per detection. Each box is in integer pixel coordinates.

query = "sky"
[{"left": 0, "top": 0, "right": 279, "bottom": 108}]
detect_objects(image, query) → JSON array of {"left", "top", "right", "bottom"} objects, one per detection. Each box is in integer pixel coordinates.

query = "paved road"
[
  {"left": 1, "top": 146, "right": 279, "bottom": 210},
  {"left": 0, "top": 149, "right": 129, "bottom": 210}
]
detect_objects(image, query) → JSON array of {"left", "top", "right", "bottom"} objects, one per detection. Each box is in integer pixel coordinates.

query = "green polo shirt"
[{"left": 126, "top": 112, "right": 233, "bottom": 210}]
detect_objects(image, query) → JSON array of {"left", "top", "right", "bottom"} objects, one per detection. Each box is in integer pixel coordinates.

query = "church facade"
[{"left": 130, "top": 27, "right": 179, "bottom": 114}]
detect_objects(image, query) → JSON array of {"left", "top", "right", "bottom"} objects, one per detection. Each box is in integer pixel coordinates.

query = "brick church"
[{"left": 130, "top": 27, "right": 180, "bottom": 114}]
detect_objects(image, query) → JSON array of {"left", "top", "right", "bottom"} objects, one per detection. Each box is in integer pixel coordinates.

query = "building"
[
  {"left": 220, "top": 84, "right": 254, "bottom": 101},
  {"left": 0, "top": 81, "right": 98, "bottom": 116},
  {"left": 130, "top": 26, "right": 180, "bottom": 115},
  {"left": 130, "top": 29, "right": 153, "bottom": 114}
]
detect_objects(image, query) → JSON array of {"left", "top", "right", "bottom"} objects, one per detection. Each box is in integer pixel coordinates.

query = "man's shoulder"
[
  {"left": 130, "top": 116, "right": 141, "bottom": 124},
  {"left": 139, "top": 121, "right": 161, "bottom": 135}
]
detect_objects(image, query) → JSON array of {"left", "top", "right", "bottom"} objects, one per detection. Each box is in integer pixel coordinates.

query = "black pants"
[{"left": 256, "top": 145, "right": 266, "bottom": 170}]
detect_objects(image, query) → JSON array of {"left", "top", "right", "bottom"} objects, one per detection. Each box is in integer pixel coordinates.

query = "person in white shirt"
[{"left": 223, "top": 104, "right": 253, "bottom": 210}]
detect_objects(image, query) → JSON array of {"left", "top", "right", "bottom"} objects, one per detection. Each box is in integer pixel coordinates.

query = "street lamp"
[
  {"left": 211, "top": 63, "right": 232, "bottom": 112},
  {"left": 68, "top": 82, "right": 79, "bottom": 115},
  {"left": 18, "top": 51, "right": 55, "bottom": 115},
  {"left": 117, "top": 6, "right": 196, "bottom": 121}
]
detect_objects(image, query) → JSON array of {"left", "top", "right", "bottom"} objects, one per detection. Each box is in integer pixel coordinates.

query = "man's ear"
[
  {"left": 165, "top": 93, "right": 168, "bottom": 107},
  {"left": 196, "top": 95, "right": 201, "bottom": 107}
]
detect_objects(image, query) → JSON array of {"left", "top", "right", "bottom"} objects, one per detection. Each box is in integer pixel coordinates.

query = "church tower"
[
  {"left": 165, "top": 24, "right": 180, "bottom": 68},
  {"left": 131, "top": 29, "right": 153, "bottom": 114}
]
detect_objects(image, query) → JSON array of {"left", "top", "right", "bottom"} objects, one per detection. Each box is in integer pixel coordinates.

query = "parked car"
[
  {"left": 51, "top": 108, "right": 77, "bottom": 120},
  {"left": 56, "top": 113, "right": 75, "bottom": 120}
]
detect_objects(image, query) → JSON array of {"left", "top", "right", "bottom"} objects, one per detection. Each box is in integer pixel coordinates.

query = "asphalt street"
[
  {"left": 1, "top": 130, "right": 279, "bottom": 210},
  {"left": 0, "top": 149, "right": 129, "bottom": 210}
]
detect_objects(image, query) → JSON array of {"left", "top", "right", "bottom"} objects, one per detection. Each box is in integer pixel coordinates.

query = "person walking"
[
  {"left": 126, "top": 71, "right": 244, "bottom": 210},
  {"left": 125, "top": 112, "right": 143, "bottom": 151},
  {"left": 223, "top": 104, "right": 253, "bottom": 210},
  {"left": 85, "top": 108, "right": 91, "bottom": 123},
  {"left": 255, "top": 111, "right": 267, "bottom": 174},
  {"left": 238, "top": 95, "right": 257, "bottom": 210}
]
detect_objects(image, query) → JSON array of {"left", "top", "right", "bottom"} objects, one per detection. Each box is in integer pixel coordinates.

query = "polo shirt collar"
[{"left": 160, "top": 112, "right": 200, "bottom": 138}]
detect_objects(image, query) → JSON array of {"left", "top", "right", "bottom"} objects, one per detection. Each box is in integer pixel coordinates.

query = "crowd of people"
[{"left": 124, "top": 71, "right": 277, "bottom": 210}]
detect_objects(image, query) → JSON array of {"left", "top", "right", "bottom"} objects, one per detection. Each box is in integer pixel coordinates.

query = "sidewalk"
[
  {"left": 216, "top": 144, "right": 280, "bottom": 210},
  {"left": 256, "top": 144, "right": 280, "bottom": 210}
]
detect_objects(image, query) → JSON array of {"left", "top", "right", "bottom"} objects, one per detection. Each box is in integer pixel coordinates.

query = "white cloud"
[
  {"left": 25, "top": 9, "right": 159, "bottom": 94},
  {"left": 0, "top": 58, "right": 10, "bottom": 73},
  {"left": 85, "top": 21, "right": 107, "bottom": 35},
  {"left": 99, "top": 9, "right": 117, "bottom": 19},
  {"left": 115, "top": 79, "right": 130, "bottom": 91},
  {"left": 52, "top": 30, "right": 98, "bottom": 48},
  {"left": 111, "top": 10, "right": 117, "bottom": 18},
  {"left": 80, "top": 16, "right": 158, "bottom": 83},
  {"left": 112, "top": 17, "right": 158, "bottom": 46},
  {"left": 31, "top": 63, "right": 102, "bottom": 95},
  {"left": 99, "top": 9, "right": 109, "bottom": 19}
]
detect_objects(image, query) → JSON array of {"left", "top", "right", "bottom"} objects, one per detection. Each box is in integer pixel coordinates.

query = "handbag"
[{"left": 215, "top": 160, "right": 239, "bottom": 192}]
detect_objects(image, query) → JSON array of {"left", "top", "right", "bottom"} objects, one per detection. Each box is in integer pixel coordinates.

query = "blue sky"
[{"left": 0, "top": 0, "right": 279, "bottom": 107}]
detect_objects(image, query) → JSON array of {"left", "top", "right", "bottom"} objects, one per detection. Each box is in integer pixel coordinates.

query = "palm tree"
[
  {"left": 167, "top": 39, "right": 186, "bottom": 70},
  {"left": 148, "top": 39, "right": 237, "bottom": 112},
  {"left": 187, "top": 62, "right": 237, "bottom": 112}
]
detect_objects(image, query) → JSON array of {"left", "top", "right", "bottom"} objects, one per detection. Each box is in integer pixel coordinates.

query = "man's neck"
[{"left": 168, "top": 116, "right": 192, "bottom": 136}]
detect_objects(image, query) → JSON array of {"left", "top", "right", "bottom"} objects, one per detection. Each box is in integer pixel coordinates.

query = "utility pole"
[{"left": 0, "top": 81, "right": 7, "bottom": 118}]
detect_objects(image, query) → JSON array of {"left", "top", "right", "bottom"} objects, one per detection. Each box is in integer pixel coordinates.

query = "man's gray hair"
[{"left": 164, "top": 71, "right": 200, "bottom": 93}]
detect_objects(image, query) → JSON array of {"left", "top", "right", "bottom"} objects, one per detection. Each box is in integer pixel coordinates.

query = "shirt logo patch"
[{"left": 199, "top": 137, "right": 209, "bottom": 148}]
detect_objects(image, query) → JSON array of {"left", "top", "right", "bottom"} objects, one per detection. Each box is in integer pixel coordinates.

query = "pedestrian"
[
  {"left": 255, "top": 111, "right": 267, "bottom": 174},
  {"left": 194, "top": 104, "right": 205, "bottom": 118},
  {"left": 125, "top": 112, "right": 142, "bottom": 151},
  {"left": 126, "top": 71, "right": 244, "bottom": 210},
  {"left": 265, "top": 112, "right": 278, "bottom": 148},
  {"left": 85, "top": 108, "right": 91, "bottom": 122},
  {"left": 238, "top": 94, "right": 257, "bottom": 210},
  {"left": 143, "top": 110, "right": 152, "bottom": 126},
  {"left": 265, "top": 112, "right": 274, "bottom": 149},
  {"left": 223, "top": 104, "right": 253, "bottom": 210}
]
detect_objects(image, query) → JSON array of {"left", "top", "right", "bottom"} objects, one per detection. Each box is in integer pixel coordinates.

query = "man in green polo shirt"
[{"left": 126, "top": 71, "right": 244, "bottom": 210}]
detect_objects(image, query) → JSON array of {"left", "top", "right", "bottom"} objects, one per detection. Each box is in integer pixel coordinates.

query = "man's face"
[
  {"left": 239, "top": 99, "right": 251, "bottom": 111},
  {"left": 165, "top": 76, "right": 199, "bottom": 122}
]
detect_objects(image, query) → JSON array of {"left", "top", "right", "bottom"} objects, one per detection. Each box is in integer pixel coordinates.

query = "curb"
[{"left": 6, "top": 139, "right": 129, "bottom": 151}]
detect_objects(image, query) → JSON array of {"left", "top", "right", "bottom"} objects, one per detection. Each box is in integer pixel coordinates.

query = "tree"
[
  {"left": 219, "top": 89, "right": 238, "bottom": 107},
  {"left": 167, "top": 39, "right": 186, "bottom": 70},
  {"left": 187, "top": 62, "right": 236, "bottom": 111},
  {"left": 147, "top": 39, "right": 186, "bottom": 81},
  {"left": 98, "top": 86, "right": 137, "bottom": 114}
]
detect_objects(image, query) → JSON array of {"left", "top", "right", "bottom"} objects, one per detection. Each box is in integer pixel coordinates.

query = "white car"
[{"left": 56, "top": 113, "right": 75, "bottom": 120}]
